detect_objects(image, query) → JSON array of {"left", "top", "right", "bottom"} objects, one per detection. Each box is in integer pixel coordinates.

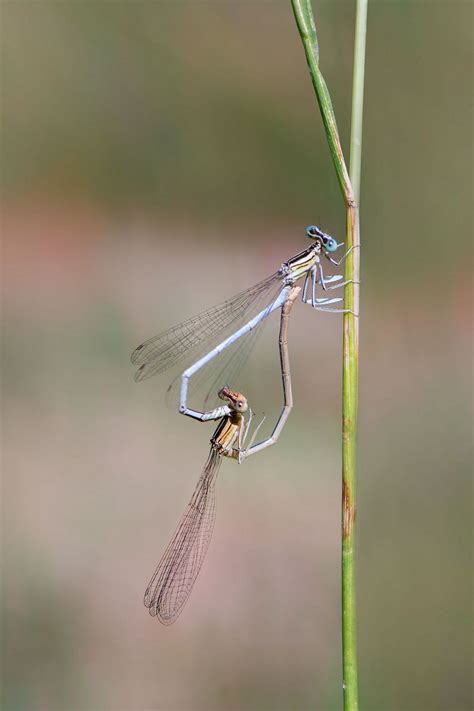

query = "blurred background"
[{"left": 1, "top": 1, "right": 472, "bottom": 710}]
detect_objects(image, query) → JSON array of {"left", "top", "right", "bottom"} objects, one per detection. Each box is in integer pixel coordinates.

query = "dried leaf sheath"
[{"left": 144, "top": 449, "right": 222, "bottom": 624}]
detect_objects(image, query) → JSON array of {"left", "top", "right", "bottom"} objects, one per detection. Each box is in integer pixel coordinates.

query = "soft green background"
[{"left": 2, "top": 2, "right": 472, "bottom": 710}]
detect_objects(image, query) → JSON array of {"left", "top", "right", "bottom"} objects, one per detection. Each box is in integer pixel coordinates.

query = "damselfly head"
[
  {"left": 306, "top": 225, "right": 338, "bottom": 254},
  {"left": 218, "top": 387, "right": 249, "bottom": 413}
]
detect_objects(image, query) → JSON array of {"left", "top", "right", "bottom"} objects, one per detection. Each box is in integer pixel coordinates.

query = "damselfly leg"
[{"left": 326, "top": 244, "right": 359, "bottom": 267}]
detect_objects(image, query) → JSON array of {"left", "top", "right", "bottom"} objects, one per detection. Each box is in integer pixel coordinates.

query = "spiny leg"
[
  {"left": 324, "top": 279, "right": 357, "bottom": 290},
  {"left": 327, "top": 244, "right": 360, "bottom": 267},
  {"left": 313, "top": 305, "right": 359, "bottom": 316},
  {"left": 319, "top": 262, "right": 329, "bottom": 290},
  {"left": 241, "top": 413, "right": 267, "bottom": 459},
  {"left": 318, "top": 264, "right": 359, "bottom": 292},
  {"left": 302, "top": 271, "right": 311, "bottom": 303},
  {"left": 240, "top": 408, "right": 254, "bottom": 450},
  {"left": 311, "top": 265, "right": 317, "bottom": 307}
]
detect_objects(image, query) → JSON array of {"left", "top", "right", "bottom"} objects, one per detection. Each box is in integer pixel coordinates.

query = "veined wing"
[
  {"left": 144, "top": 449, "right": 222, "bottom": 624},
  {"left": 131, "top": 272, "right": 281, "bottom": 381},
  {"left": 164, "top": 277, "right": 281, "bottom": 411}
]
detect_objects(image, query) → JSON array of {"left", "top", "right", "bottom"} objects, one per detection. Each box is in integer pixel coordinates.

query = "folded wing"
[{"left": 144, "top": 449, "right": 222, "bottom": 624}]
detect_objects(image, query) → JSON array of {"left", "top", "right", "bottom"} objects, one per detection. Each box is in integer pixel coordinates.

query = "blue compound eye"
[
  {"left": 306, "top": 225, "right": 322, "bottom": 239},
  {"left": 323, "top": 236, "right": 338, "bottom": 253}
]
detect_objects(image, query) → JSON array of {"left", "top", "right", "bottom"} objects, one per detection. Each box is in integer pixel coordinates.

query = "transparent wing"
[
  {"left": 200, "top": 321, "right": 263, "bottom": 409},
  {"left": 164, "top": 279, "right": 281, "bottom": 411},
  {"left": 144, "top": 449, "right": 222, "bottom": 624},
  {"left": 131, "top": 272, "right": 282, "bottom": 382}
]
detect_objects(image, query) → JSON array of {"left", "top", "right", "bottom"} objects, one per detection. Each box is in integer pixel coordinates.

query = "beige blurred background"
[{"left": 1, "top": 2, "right": 472, "bottom": 710}]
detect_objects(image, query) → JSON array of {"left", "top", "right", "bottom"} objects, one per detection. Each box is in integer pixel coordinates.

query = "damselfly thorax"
[
  {"left": 210, "top": 388, "right": 248, "bottom": 459},
  {"left": 281, "top": 239, "right": 323, "bottom": 282}
]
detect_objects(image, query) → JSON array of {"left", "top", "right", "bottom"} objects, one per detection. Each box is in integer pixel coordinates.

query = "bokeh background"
[{"left": 2, "top": 1, "right": 472, "bottom": 710}]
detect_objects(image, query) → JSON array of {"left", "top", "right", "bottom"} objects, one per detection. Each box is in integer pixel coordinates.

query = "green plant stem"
[
  {"left": 290, "top": 2, "right": 367, "bottom": 709},
  {"left": 350, "top": 0, "right": 368, "bottom": 204}
]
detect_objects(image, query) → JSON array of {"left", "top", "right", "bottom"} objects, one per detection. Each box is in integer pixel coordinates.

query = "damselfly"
[
  {"left": 131, "top": 226, "right": 354, "bottom": 408},
  {"left": 144, "top": 288, "right": 300, "bottom": 624}
]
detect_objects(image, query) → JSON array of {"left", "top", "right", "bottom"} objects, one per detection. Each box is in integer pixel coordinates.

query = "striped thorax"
[
  {"left": 283, "top": 243, "right": 321, "bottom": 283},
  {"left": 211, "top": 412, "right": 244, "bottom": 456}
]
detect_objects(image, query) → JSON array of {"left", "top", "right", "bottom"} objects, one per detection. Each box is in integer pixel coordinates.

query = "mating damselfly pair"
[{"left": 133, "top": 225, "right": 354, "bottom": 624}]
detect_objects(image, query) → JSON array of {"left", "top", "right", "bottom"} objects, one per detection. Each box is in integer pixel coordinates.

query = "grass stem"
[{"left": 290, "top": 2, "right": 367, "bottom": 708}]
